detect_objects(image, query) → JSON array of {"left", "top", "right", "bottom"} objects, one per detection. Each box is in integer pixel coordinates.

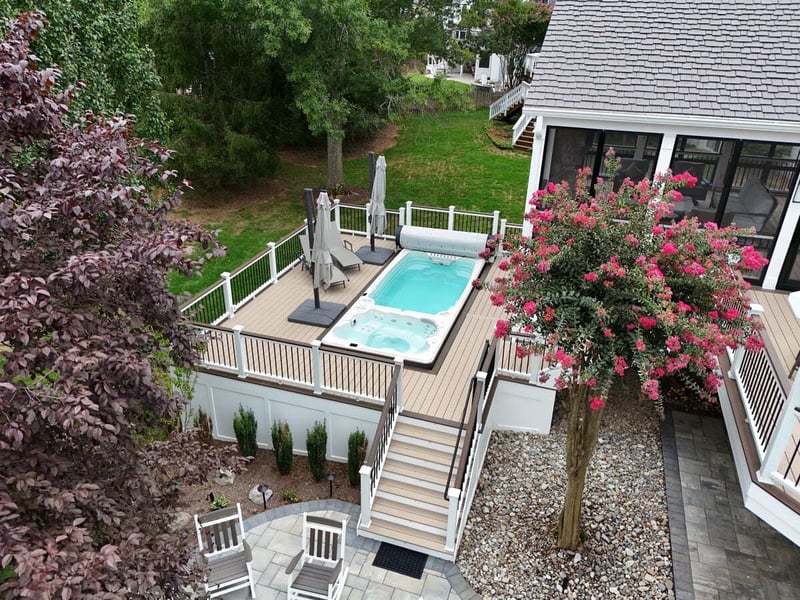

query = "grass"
[{"left": 170, "top": 109, "right": 530, "bottom": 297}]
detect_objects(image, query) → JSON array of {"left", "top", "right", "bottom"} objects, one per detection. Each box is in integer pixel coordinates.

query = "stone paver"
[{"left": 663, "top": 410, "right": 800, "bottom": 600}]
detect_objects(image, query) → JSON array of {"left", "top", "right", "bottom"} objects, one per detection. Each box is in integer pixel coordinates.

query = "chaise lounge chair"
[
  {"left": 329, "top": 222, "right": 363, "bottom": 271},
  {"left": 299, "top": 234, "right": 348, "bottom": 290}
]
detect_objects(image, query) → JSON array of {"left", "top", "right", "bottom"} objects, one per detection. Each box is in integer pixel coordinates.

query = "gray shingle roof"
[{"left": 527, "top": 0, "right": 800, "bottom": 123}]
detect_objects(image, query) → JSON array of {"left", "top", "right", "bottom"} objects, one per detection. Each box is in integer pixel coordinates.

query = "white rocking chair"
[
  {"left": 285, "top": 513, "right": 349, "bottom": 600},
  {"left": 194, "top": 503, "right": 256, "bottom": 599}
]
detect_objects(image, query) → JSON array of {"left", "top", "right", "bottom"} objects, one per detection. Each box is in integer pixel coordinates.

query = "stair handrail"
[
  {"left": 488, "top": 81, "right": 531, "bottom": 120},
  {"left": 362, "top": 362, "right": 403, "bottom": 504},
  {"left": 443, "top": 340, "right": 491, "bottom": 500}
]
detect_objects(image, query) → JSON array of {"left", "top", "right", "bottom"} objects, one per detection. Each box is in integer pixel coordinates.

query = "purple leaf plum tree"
[{"left": 0, "top": 13, "right": 242, "bottom": 598}]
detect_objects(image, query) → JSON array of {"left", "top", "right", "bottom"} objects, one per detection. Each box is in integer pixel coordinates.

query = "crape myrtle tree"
[
  {"left": 489, "top": 153, "right": 767, "bottom": 550},
  {"left": 0, "top": 14, "right": 243, "bottom": 598}
]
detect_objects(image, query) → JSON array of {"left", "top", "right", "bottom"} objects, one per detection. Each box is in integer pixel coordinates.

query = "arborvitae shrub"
[
  {"left": 348, "top": 430, "right": 368, "bottom": 486},
  {"left": 232, "top": 405, "right": 258, "bottom": 458},
  {"left": 271, "top": 421, "right": 293, "bottom": 475},
  {"left": 306, "top": 420, "right": 327, "bottom": 481}
]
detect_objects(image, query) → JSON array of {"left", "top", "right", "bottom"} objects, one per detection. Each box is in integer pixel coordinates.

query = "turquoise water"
[
  {"left": 371, "top": 253, "right": 476, "bottom": 314},
  {"left": 332, "top": 310, "right": 436, "bottom": 354}
]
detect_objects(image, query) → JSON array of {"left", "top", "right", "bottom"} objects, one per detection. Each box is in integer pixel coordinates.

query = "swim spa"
[{"left": 321, "top": 248, "right": 485, "bottom": 365}]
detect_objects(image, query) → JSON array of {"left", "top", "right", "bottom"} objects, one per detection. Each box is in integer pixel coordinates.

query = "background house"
[{"left": 521, "top": 0, "right": 800, "bottom": 291}]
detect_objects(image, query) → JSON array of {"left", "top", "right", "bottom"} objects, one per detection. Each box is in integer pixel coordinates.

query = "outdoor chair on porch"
[
  {"left": 285, "top": 513, "right": 349, "bottom": 600},
  {"left": 194, "top": 503, "right": 256, "bottom": 599}
]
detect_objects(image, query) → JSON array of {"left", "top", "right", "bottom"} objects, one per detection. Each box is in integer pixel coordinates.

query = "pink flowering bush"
[
  {"left": 489, "top": 151, "right": 767, "bottom": 549},
  {"left": 492, "top": 153, "right": 765, "bottom": 405}
]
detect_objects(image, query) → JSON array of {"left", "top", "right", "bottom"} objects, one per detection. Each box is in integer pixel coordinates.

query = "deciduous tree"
[
  {"left": 0, "top": 0, "right": 167, "bottom": 138},
  {"left": 489, "top": 153, "right": 766, "bottom": 549},
  {"left": 0, "top": 14, "right": 241, "bottom": 598}
]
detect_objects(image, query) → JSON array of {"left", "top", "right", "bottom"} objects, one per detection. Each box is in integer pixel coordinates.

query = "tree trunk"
[
  {"left": 557, "top": 383, "right": 604, "bottom": 549},
  {"left": 327, "top": 129, "right": 345, "bottom": 192}
]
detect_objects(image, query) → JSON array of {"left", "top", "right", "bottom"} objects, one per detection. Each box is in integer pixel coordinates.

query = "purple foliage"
[{"left": 0, "top": 13, "right": 241, "bottom": 598}]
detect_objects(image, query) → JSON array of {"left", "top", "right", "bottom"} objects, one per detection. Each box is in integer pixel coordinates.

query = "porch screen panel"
[{"left": 542, "top": 127, "right": 599, "bottom": 187}]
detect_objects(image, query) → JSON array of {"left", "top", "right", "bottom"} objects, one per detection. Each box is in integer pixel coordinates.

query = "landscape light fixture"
[
  {"left": 257, "top": 483, "right": 269, "bottom": 510},
  {"left": 326, "top": 473, "right": 335, "bottom": 498}
]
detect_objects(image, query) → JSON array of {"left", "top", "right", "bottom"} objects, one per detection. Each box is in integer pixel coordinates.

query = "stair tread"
[
  {"left": 372, "top": 497, "right": 448, "bottom": 529},
  {"left": 394, "top": 422, "right": 460, "bottom": 447},
  {"left": 383, "top": 458, "right": 448, "bottom": 486},
  {"left": 378, "top": 479, "right": 449, "bottom": 509},
  {"left": 363, "top": 517, "right": 446, "bottom": 553},
  {"left": 390, "top": 440, "right": 458, "bottom": 466}
]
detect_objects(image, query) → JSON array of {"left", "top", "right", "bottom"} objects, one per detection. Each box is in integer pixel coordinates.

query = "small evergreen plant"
[
  {"left": 233, "top": 405, "right": 258, "bottom": 458},
  {"left": 271, "top": 421, "right": 293, "bottom": 475},
  {"left": 348, "top": 430, "right": 368, "bottom": 486},
  {"left": 306, "top": 420, "right": 328, "bottom": 481}
]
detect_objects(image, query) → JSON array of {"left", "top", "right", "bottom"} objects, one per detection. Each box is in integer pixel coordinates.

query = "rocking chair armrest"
[
  {"left": 243, "top": 540, "right": 252, "bottom": 563},
  {"left": 285, "top": 550, "right": 304, "bottom": 575},
  {"left": 328, "top": 559, "right": 343, "bottom": 584},
  {"left": 342, "top": 239, "right": 354, "bottom": 251}
]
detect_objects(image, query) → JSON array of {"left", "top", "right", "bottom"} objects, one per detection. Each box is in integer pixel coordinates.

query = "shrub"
[
  {"left": 306, "top": 420, "right": 328, "bottom": 481},
  {"left": 271, "top": 421, "right": 293, "bottom": 475},
  {"left": 209, "top": 494, "right": 230, "bottom": 510},
  {"left": 194, "top": 408, "right": 214, "bottom": 445},
  {"left": 348, "top": 430, "right": 368, "bottom": 486},
  {"left": 233, "top": 405, "right": 258, "bottom": 458},
  {"left": 280, "top": 489, "right": 300, "bottom": 503}
]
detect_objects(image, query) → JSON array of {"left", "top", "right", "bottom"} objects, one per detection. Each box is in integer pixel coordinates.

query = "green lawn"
[{"left": 170, "top": 109, "right": 530, "bottom": 297}]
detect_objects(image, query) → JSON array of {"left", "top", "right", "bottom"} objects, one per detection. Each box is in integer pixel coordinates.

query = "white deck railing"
[
  {"left": 194, "top": 324, "right": 397, "bottom": 403},
  {"left": 727, "top": 307, "right": 800, "bottom": 502},
  {"left": 488, "top": 81, "right": 531, "bottom": 120}
]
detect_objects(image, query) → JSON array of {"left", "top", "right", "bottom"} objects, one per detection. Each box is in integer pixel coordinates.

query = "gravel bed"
[{"left": 457, "top": 394, "right": 674, "bottom": 599}]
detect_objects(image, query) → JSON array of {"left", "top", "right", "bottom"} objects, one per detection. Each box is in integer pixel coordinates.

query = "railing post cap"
[
  {"left": 359, "top": 465, "right": 372, "bottom": 475},
  {"left": 221, "top": 272, "right": 231, "bottom": 279},
  {"left": 232, "top": 324, "right": 244, "bottom": 332},
  {"left": 476, "top": 371, "right": 488, "bottom": 382},
  {"left": 394, "top": 357, "right": 404, "bottom": 367},
  {"left": 749, "top": 303, "right": 765, "bottom": 315},
  {"left": 447, "top": 487, "right": 461, "bottom": 499},
  {"left": 311, "top": 339, "right": 322, "bottom": 348},
  {"left": 267, "top": 241, "right": 276, "bottom": 248}
]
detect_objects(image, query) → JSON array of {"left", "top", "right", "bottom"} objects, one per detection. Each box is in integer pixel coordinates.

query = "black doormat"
[{"left": 372, "top": 542, "right": 428, "bottom": 579}]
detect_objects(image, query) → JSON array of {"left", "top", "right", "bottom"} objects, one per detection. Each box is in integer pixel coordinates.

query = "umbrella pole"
[
  {"left": 368, "top": 152, "right": 376, "bottom": 252},
  {"left": 303, "top": 187, "right": 320, "bottom": 309}
]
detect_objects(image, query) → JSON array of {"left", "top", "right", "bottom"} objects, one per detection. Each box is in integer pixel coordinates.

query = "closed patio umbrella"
[
  {"left": 312, "top": 191, "right": 336, "bottom": 288},
  {"left": 369, "top": 155, "right": 387, "bottom": 251}
]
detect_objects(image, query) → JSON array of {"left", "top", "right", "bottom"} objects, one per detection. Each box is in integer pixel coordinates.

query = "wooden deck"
[
  {"left": 219, "top": 234, "right": 505, "bottom": 424},
  {"left": 749, "top": 289, "right": 800, "bottom": 376}
]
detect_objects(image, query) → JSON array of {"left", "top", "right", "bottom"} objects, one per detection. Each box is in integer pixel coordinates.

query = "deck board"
[
  {"left": 749, "top": 289, "right": 800, "bottom": 376},
  {"left": 216, "top": 235, "right": 506, "bottom": 423}
]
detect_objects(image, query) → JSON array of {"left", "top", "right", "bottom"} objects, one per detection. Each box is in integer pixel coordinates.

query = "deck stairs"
[
  {"left": 358, "top": 414, "right": 464, "bottom": 560},
  {"left": 513, "top": 117, "right": 536, "bottom": 151}
]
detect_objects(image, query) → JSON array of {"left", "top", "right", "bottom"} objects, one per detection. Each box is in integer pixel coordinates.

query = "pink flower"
[
  {"left": 666, "top": 335, "right": 681, "bottom": 352},
  {"left": 652, "top": 225, "right": 664, "bottom": 235},
  {"left": 684, "top": 261, "right": 706, "bottom": 276},
  {"left": 589, "top": 397, "right": 605, "bottom": 411},
  {"left": 494, "top": 320, "right": 510, "bottom": 339},
  {"left": 603, "top": 328, "right": 613, "bottom": 337},
  {"left": 661, "top": 242, "right": 679, "bottom": 255},
  {"left": 722, "top": 307, "right": 739, "bottom": 320},
  {"left": 544, "top": 307, "right": 555, "bottom": 322},
  {"left": 471, "top": 278, "right": 482, "bottom": 289},
  {"left": 586, "top": 378, "right": 597, "bottom": 387},
  {"left": 614, "top": 356, "right": 628, "bottom": 376},
  {"left": 523, "top": 301, "right": 537, "bottom": 316},
  {"left": 638, "top": 316, "right": 658, "bottom": 330},
  {"left": 641, "top": 378, "right": 659, "bottom": 400},
  {"left": 537, "top": 260, "right": 550, "bottom": 272},
  {"left": 744, "top": 334, "right": 764, "bottom": 350},
  {"left": 635, "top": 338, "right": 646, "bottom": 351},
  {"left": 584, "top": 272, "right": 598, "bottom": 281},
  {"left": 489, "top": 293, "right": 505, "bottom": 307},
  {"left": 741, "top": 245, "right": 768, "bottom": 271}
]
